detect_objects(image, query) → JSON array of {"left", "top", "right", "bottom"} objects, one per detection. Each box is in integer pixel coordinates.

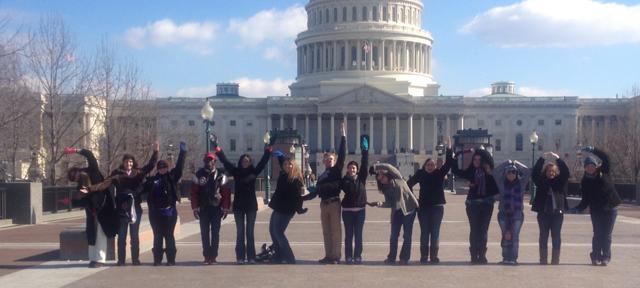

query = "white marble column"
[
  {"left": 333, "top": 41, "right": 338, "bottom": 71},
  {"left": 403, "top": 41, "right": 407, "bottom": 71},
  {"left": 427, "top": 46, "right": 432, "bottom": 74},
  {"left": 380, "top": 40, "right": 386, "bottom": 71},
  {"left": 280, "top": 114, "right": 285, "bottom": 130},
  {"left": 459, "top": 114, "right": 465, "bottom": 130},
  {"left": 446, "top": 115, "right": 451, "bottom": 138},
  {"left": 392, "top": 41, "right": 396, "bottom": 70},
  {"left": 305, "top": 115, "right": 309, "bottom": 145},
  {"left": 420, "top": 115, "right": 425, "bottom": 154},
  {"left": 432, "top": 115, "right": 438, "bottom": 155},
  {"left": 292, "top": 115, "right": 297, "bottom": 130},
  {"left": 343, "top": 113, "right": 348, "bottom": 152},
  {"left": 369, "top": 114, "right": 375, "bottom": 154},
  {"left": 395, "top": 114, "right": 400, "bottom": 152},
  {"left": 356, "top": 114, "right": 361, "bottom": 154},
  {"left": 345, "top": 40, "right": 351, "bottom": 70},
  {"left": 267, "top": 114, "right": 272, "bottom": 131},
  {"left": 382, "top": 114, "right": 388, "bottom": 155},
  {"left": 408, "top": 114, "right": 414, "bottom": 152},
  {"left": 317, "top": 114, "right": 322, "bottom": 151},
  {"left": 331, "top": 114, "right": 335, "bottom": 151},
  {"left": 356, "top": 40, "right": 362, "bottom": 70},
  {"left": 368, "top": 40, "right": 374, "bottom": 71}
]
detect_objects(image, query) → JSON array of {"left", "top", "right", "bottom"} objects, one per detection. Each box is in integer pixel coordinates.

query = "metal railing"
[
  {"left": 0, "top": 188, "right": 6, "bottom": 219},
  {"left": 43, "top": 186, "right": 82, "bottom": 214}
]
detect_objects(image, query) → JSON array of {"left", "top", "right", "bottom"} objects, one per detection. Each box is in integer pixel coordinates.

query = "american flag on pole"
[{"left": 363, "top": 41, "right": 371, "bottom": 54}]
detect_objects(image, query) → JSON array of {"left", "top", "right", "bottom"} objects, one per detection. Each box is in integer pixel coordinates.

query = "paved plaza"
[{"left": 1, "top": 185, "right": 639, "bottom": 288}]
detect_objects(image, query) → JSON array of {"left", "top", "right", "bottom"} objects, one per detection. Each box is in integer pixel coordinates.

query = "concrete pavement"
[{"left": 1, "top": 185, "right": 639, "bottom": 288}]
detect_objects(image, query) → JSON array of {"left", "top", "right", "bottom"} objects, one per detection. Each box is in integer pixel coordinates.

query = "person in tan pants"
[{"left": 317, "top": 123, "right": 346, "bottom": 264}]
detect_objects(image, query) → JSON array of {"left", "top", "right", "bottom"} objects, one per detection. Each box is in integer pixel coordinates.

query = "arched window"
[
  {"left": 516, "top": 134, "right": 523, "bottom": 151},
  {"left": 362, "top": 7, "right": 368, "bottom": 21},
  {"left": 373, "top": 6, "right": 379, "bottom": 21},
  {"left": 325, "top": 8, "right": 329, "bottom": 23},
  {"left": 342, "top": 7, "right": 347, "bottom": 22},
  {"left": 392, "top": 6, "right": 397, "bottom": 22},
  {"left": 383, "top": 6, "right": 388, "bottom": 21},
  {"left": 334, "top": 7, "right": 338, "bottom": 22},
  {"left": 408, "top": 8, "right": 412, "bottom": 24},
  {"left": 319, "top": 9, "right": 322, "bottom": 24},
  {"left": 352, "top": 7, "right": 357, "bottom": 21}
]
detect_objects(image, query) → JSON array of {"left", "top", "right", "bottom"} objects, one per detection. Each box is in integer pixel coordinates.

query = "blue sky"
[{"left": 2, "top": 0, "right": 640, "bottom": 98}]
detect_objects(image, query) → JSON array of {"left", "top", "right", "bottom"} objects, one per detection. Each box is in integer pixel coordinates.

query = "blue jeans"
[
  {"left": 269, "top": 211, "right": 295, "bottom": 263},
  {"left": 388, "top": 209, "right": 416, "bottom": 262},
  {"left": 342, "top": 209, "right": 366, "bottom": 260},
  {"left": 537, "top": 212, "right": 563, "bottom": 250},
  {"left": 465, "top": 201, "right": 494, "bottom": 258},
  {"left": 590, "top": 208, "right": 617, "bottom": 262},
  {"left": 199, "top": 206, "right": 222, "bottom": 258},
  {"left": 234, "top": 210, "right": 257, "bottom": 261},
  {"left": 498, "top": 211, "right": 524, "bottom": 262},
  {"left": 418, "top": 206, "right": 444, "bottom": 260},
  {"left": 117, "top": 205, "right": 142, "bottom": 263}
]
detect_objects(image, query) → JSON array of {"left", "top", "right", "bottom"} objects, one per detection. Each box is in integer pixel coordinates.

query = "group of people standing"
[{"left": 67, "top": 124, "right": 621, "bottom": 268}]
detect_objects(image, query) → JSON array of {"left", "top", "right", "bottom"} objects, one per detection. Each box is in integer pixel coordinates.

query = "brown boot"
[
  {"left": 539, "top": 248, "right": 548, "bottom": 265},
  {"left": 551, "top": 249, "right": 560, "bottom": 265}
]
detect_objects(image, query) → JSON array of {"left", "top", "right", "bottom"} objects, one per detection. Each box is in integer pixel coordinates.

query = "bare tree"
[{"left": 25, "top": 15, "right": 97, "bottom": 185}]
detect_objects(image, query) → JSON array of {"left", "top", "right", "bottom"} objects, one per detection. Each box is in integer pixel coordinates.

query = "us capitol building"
[{"left": 156, "top": 0, "right": 634, "bottom": 176}]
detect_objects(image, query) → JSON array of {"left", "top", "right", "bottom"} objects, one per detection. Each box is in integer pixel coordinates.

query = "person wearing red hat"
[{"left": 190, "top": 146, "right": 231, "bottom": 265}]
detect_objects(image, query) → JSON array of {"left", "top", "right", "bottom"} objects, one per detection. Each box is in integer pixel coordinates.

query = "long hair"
[
  {"left": 283, "top": 157, "right": 303, "bottom": 183},
  {"left": 464, "top": 149, "right": 494, "bottom": 173},
  {"left": 237, "top": 154, "right": 254, "bottom": 170},
  {"left": 421, "top": 158, "right": 434, "bottom": 170}
]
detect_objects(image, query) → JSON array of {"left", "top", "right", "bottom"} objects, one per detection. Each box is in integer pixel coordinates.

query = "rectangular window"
[
  {"left": 555, "top": 119, "right": 562, "bottom": 126},
  {"left": 373, "top": 6, "right": 378, "bottom": 21},
  {"left": 516, "top": 134, "right": 523, "bottom": 151},
  {"left": 362, "top": 7, "right": 368, "bottom": 21},
  {"left": 495, "top": 119, "right": 502, "bottom": 126},
  {"left": 352, "top": 7, "right": 357, "bottom": 21},
  {"left": 319, "top": 10, "right": 322, "bottom": 24},
  {"left": 188, "top": 120, "right": 195, "bottom": 126},
  {"left": 383, "top": 7, "right": 388, "bottom": 21},
  {"left": 343, "top": 7, "right": 347, "bottom": 22},
  {"left": 538, "top": 119, "right": 545, "bottom": 126},
  {"left": 495, "top": 139, "right": 502, "bottom": 152},
  {"left": 246, "top": 121, "right": 253, "bottom": 127},
  {"left": 334, "top": 8, "right": 338, "bottom": 22},
  {"left": 326, "top": 8, "right": 329, "bottom": 23},
  {"left": 246, "top": 138, "right": 253, "bottom": 152},
  {"left": 230, "top": 120, "right": 236, "bottom": 126},
  {"left": 230, "top": 139, "right": 236, "bottom": 152},
  {"left": 392, "top": 6, "right": 397, "bottom": 22}
]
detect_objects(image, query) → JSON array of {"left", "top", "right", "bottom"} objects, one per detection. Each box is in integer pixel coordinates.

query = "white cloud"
[
  {"left": 460, "top": 0, "right": 640, "bottom": 47},
  {"left": 467, "top": 87, "right": 491, "bottom": 97},
  {"left": 228, "top": 5, "right": 306, "bottom": 61},
  {"left": 125, "top": 19, "right": 218, "bottom": 55},
  {"left": 176, "top": 77, "right": 293, "bottom": 98}
]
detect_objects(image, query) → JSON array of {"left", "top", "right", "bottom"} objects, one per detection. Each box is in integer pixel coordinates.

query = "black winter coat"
[
  {"left": 531, "top": 157, "right": 570, "bottom": 213},
  {"left": 217, "top": 148, "right": 271, "bottom": 212},
  {"left": 340, "top": 150, "right": 369, "bottom": 208},
  {"left": 143, "top": 150, "right": 185, "bottom": 213},
  {"left": 317, "top": 136, "right": 346, "bottom": 200},
  {"left": 576, "top": 148, "right": 621, "bottom": 212},
  {"left": 451, "top": 149, "right": 499, "bottom": 200},
  {"left": 110, "top": 150, "right": 158, "bottom": 208},
  {"left": 407, "top": 149, "right": 453, "bottom": 207}
]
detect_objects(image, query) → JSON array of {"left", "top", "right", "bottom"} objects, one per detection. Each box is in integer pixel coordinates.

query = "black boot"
[
  {"left": 469, "top": 247, "right": 478, "bottom": 264},
  {"left": 420, "top": 245, "right": 430, "bottom": 264},
  {"left": 590, "top": 252, "right": 600, "bottom": 266},
  {"left": 477, "top": 247, "right": 488, "bottom": 264},
  {"left": 166, "top": 249, "right": 177, "bottom": 266},
  {"left": 131, "top": 246, "right": 141, "bottom": 265},
  {"left": 430, "top": 247, "right": 440, "bottom": 264},
  {"left": 117, "top": 247, "right": 126, "bottom": 266},
  {"left": 551, "top": 249, "right": 560, "bottom": 265},
  {"left": 152, "top": 248, "right": 164, "bottom": 266},
  {"left": 539, "top": 248, "right": 548, "bottom": 265}
]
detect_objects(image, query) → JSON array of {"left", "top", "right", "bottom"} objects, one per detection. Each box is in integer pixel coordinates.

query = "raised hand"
[
  {"left": 179, "top": 141, "right": 187, "bottom": 152},
  {"left": 340, "top": 121, "right": 346, "bottom": 137},
  {"left": 360, "top": 135, "right": 369, "bottom": 152},
  {"left": 63, "top": 147, "right": 78, "bottom": 155},
  {"left": 153, "top": 141, "right": 160, "bottom": 152},
  {"left": 268, "top": 131, "right": 277, "bottom": 146},
  {"left": 274, "top": 150, "right": 284, "bottom": 158}
]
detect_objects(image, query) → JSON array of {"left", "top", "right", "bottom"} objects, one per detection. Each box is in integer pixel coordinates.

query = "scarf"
[{"left": 475, "top": 169, "right": 486, "bottom": 197}]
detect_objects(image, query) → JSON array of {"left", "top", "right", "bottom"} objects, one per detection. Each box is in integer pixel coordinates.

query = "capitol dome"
[{"left": 290, "top": 0, "right": 439, "bottom": 98}]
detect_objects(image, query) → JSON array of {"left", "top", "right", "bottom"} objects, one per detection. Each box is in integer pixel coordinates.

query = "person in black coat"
[
  {"left": 142, "top": 142, "right": 186, "bottom": 266},
  {"left": 569, "top": 147, "right": 621, "bottom": 266},
  {"left": 407, "top": 143, "right": 453, "bottom": 264},
  {"left": 66, "top": 147, "right": 118, "bottom": 268},
  {"left": 215, "top": 134, "right": 274, "bottom": 264},
  {"left": 340, "top": 136, "right": 369, "bottom": 265},
  {"left": 451, "top": 148, "right": 498, "bottom": 264},
  {"left": 267, "top": 153, "right": 304, "bottom": 264},
  {"left": 531, "top": 152, "right": 570, "bottom": 265}
]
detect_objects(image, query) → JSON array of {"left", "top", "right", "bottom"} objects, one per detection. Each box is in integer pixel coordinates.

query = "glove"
[
  {"left": 63, "top": 147, "right": 78, "bottom": 155},
  {"left": 179, "top": 141, "right": 187, "bottom": 152},
  {"left": 274, "top": 150, "right": 284, "bottom": 158},
  {"left": 360, "top": 135, "right": 369, "bottom": 152},
  {"left": 268, "top": 132, "right": 277, "bottom": 146}
]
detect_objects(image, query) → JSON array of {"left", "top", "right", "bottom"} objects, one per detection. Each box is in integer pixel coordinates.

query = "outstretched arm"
[
  {"left": 556, "top": 158, "right": 570, "bottom": 184},
  {"left": 216, "top": 149, "right": 238, "bottom": 176},
  {"left": 438, "top": 148, "right": 454, "bottom": 177},
  {"left": 532, "top": 157, "right": 546, "bottom": 187},
  {"left": 140, "top": 144, "right": 159, "bottom": 175},
  {"left": 357, "top": 150, "right": 369, "bottom": 182},
  {"left": 590, "top": 147, "right": 610, "bottom": 174},
  {"left": 254, "top": 147, "right": 272, "bottom": 175},
  {"left": 171, "top": 147, "right": 187, "bottom": 180}
]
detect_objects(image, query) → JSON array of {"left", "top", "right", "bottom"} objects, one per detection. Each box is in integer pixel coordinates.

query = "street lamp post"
[
  {"left": 263, "top": 131, "right": 271, "bottom": 204},
  {"left": 201, "top": 100, "right": 215, "bottom": 153},
  {"left": 530, "top": 130, "right": 539, "bottom": 202}
]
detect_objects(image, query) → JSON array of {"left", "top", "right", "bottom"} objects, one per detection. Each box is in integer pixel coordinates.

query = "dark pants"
[
  {"left": 149, "top": 210, "right": 178, "bottom": 257},
  {"left": 497, "top": 211, "right": 524, "bottom": 262},
  {"left": 418, "top": 205, "right": 444, "bottom": 260},
  {"left": 199, "top": 206, "right": 222, "bottom": 258},
  {"left": 465, "top": 201, "right": 494, "bottom": 259},
  {"left": 117, "top": 205, "right": 142, "bottom": 263},
  {"left": 537, "top": 212, "right": 564, "bottom": 250},
  {"left": 388, "top": 209, "right": 416, "bottom": 262},
  {"left": 269, "top": 211, "right": 295, "bottom": 263},
  {"left": 590, "top": 208, "right": 617, "bottom": 262},
  {"left": 342, "top": 209, "right": 366, "bottom": 260},
  {"left": 234, "top": 210, "right": 257, "bottom": 261}
]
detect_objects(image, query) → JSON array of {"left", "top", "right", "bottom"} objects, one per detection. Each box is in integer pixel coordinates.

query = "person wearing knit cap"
[
  {"left": 494, "top": 160, "right": 531, "bottom": 265},
  {"left": 568, "top": 147, "right": 621, "bottom": 266},
  {"left": 531, "top": 151, "right": 570, "bottom": 265},
  {"left": 190, "top": 144, "right": 231, "bottom": 265},
  {"left": 142, "top": 141, "right": 187, "bottom": 266}
]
